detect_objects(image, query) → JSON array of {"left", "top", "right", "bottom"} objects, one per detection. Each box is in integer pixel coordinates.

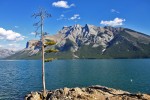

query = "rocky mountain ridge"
[
  {"left": 7, "top": 24, "right": 150, "bottom": 59},
  {"left": 0, "top": 48, "right": 15, "bottom": 58},
  {"left": 26, "top": 24, "right": 126, "bottom": 52}
]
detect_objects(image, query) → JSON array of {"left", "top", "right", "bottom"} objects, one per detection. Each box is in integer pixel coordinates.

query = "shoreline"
[
  {"left": 25, "top": 85, "right": 150, "bottom": 100},
  {"left": 2, "top": 58, "right": 150, "bottom": 60}
]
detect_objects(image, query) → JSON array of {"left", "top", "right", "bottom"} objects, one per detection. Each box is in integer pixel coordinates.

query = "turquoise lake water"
[{"left": 0, "top": 59, "right": 150, "bottom": 100}]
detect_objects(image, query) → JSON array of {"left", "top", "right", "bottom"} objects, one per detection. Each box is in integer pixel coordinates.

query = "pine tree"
[{"left": 32, "top": 8, "right": 58, "bottom": 98}]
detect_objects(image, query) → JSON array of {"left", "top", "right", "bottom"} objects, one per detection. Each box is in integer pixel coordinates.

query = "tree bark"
[{"left": 41, "top": 16, "right": 46, "bottom": 97}]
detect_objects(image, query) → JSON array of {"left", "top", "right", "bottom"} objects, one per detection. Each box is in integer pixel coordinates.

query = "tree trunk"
[{"left": 41, "top": 16, "right": 46, "bottom": 97}]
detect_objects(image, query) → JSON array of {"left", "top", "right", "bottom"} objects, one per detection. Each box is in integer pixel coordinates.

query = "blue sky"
[{"left": 0, "top": 0, "right": 150, "bottom": 50}]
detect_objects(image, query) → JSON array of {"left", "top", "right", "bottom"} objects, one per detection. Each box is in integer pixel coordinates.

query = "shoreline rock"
[{"left": 25, "top": 85, "right": 150, "bottom": 100}]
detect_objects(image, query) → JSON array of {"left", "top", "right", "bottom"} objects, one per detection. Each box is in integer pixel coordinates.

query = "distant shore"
[
  {"left": 25, "top": 85, "right": 150, "bottom": 100},
  {"left": 3, "top": 57, "right": 150, "bottom": 60}
]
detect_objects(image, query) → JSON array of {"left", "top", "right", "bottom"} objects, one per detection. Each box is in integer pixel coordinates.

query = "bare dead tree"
[{"left": 32, "top": 8, "right": 51, "bottom": 98}]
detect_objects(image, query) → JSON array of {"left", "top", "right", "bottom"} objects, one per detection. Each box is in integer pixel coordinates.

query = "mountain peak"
[
  {"left": 6, "top": 24, "right": 150, "bottom": 59},
  {"left": 62, "top": 26, "right": 71, "bottom": 30},
  {"left": 85, "top": 24, "right": 95, "bottom": 28},
  {"left": 73, "top": 24, "right": 82, "bottom": 27}
]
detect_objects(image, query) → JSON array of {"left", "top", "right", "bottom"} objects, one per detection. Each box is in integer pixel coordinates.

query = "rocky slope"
[
  {"left": 7, "top": 24, "right": 150, "bottom": 59},
  {"left": 25, "top": 85, "right": 150, "bottom": 100},
  {"left": 0, "top": 48, "right": 15, "bottom": 58}
]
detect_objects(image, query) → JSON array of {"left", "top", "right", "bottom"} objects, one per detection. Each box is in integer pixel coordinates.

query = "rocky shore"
[{"left": 25, "top": 85, "right": 150, "bottom": 100}]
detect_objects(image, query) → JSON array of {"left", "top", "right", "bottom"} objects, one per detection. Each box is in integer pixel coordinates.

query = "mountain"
[
  {"left": 0, "top": 48, "right": 15, "bottom": 58},
  {"left": 6, "top": 24, "right": 150, "bottom": 59}
]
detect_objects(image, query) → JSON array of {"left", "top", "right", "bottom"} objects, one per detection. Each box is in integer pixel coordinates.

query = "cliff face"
[
  {"left": 7, "top": 24, "right": 150, "bottom": 59},
  {"left": 25, "top": 25, "right": 126, "bottom": 52},
  {"left": 46, "top": 24, "right": 125, "bottom": 52},
  {"left": 25, "top": 85, "right": 150, "bottom": 100},
  {"left": 26, "top": 24, "right": 150, "bottom": 52},
  {"left": 26, "top": 40, "right": 39, "bottom": 50}
]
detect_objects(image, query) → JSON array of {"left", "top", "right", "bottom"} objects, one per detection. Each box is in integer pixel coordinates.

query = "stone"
[
  {"left": 30, "top": 92, "right": 41, "bottom": 100},
  {"left": 25, "top": 86, "right": 150, "bottom": 100}
]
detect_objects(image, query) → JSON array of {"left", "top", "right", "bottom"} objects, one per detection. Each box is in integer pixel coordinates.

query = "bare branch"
[
  {"left": 44, "top": 32, "right": 49, "bottom": 35},
  {"left": 32, "top": 13, "right": 41, "bottom": 18},
  {"left": 33, "top": 21, "right": 40, "bottom": 26},
  {"left": 32, "top": 9, "right": 51, "bottom": 37},
  {"left": 34, "top": 32, "right": 40, "bottom": 37}
]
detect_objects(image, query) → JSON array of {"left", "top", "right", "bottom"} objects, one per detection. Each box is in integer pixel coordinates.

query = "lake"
[{"left": 0, "top": 59, "right": 150, "bottom": 100}]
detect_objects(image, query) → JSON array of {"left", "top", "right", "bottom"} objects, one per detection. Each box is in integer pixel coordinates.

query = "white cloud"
[
  {"left": 0, "top": 45, "right": 3, "bottom": 48},
  {"left": 15, "top": 26, "right": 19, "bottom": 28},
  {"left": 61, "top": 14, "right": 64, "bottom": 17},
  {"left": 8, "top": 43, "right": 20, "bottom": 47},
  {"left": 57, "top": 14, "right": 67, "bottom": 20},
  {"left": 0, "top": 43, "right": 22, "bottom": 51},
  {"left": 57, "top": 14, "right": 81, "bottom": 21},
  {"left": 31, "top": 32, "right": 36, "bottom": 35},
  {"left": 0, "top": 27, "right": 25, "bottom": 41},
  {"left": 69, "top": 14, "right": 80, "bottom": 20},
  {"left": 8, "top": 43, "right": 22, "bottom": 51},
  {"left": 52, "top": 1, "right": 75, "bottom": 8},
  {"left": 100, "top": 18, "right": 125, "bottom": 27},
  {"left": 111, "top": 9, "right": 120, "bottom": 13}
]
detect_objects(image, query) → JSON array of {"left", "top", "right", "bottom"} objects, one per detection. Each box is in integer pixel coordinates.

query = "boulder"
[{"left": 25, "top": 85, "right": 150, "bottom": 100}]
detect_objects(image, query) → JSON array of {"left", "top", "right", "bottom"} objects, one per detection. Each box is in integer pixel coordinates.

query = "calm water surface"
[{"left": 0, "top": 59, "right": 150, "bottom": 100}]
